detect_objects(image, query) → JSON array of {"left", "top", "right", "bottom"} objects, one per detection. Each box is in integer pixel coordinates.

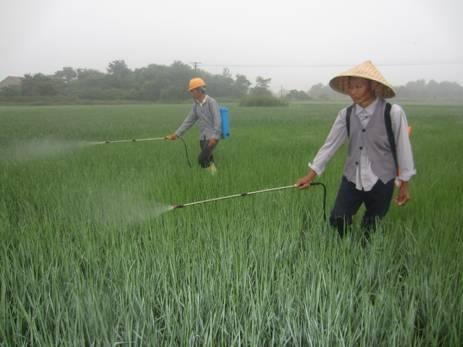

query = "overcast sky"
[{"left": 1, "top": 0, "right": 462, "bottom": 91}]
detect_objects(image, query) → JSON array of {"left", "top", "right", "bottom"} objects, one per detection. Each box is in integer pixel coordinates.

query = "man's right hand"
[
  {"left": 295, "top": 170, "right": 317, "bottom": 189},
  {"left": 165, "top": 134, "right": 177, "bottom": 140}
]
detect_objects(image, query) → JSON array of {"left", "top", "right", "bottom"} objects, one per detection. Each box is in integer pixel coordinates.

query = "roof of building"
[{"left": 0, "top": 76, "right": 22, "bottom": 89}]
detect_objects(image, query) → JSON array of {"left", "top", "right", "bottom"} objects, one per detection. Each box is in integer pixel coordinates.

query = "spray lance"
[
  {"left": 89, "top": 136, "right": 192, "bottom": 167},
  {"left": 170, "top": 182, "right": 327, "bottom": 220},
  {"left": 91, "top": 137, "right": 166, "bottom": 145}
]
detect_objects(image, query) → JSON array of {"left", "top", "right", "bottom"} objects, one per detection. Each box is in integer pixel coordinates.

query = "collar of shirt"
[
  {"left": 195, "top": 95, "right": 208, "bottom": 106},
  {"left": 354, "top": 98, "right": 378, "bottom": 119}
]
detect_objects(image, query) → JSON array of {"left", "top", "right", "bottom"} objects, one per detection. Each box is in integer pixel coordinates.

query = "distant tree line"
[
  {"left": 0, "top": 60, "right": 256, "bottom": 102},
  {"left": 1, "top": 60, "right": 462, "bottom": 103},
  {"left": 395, "top": 80, "right": 463, "bottom": 100},
  {"left": 303, "top": 80, "right": 463, "bottom": 102}
]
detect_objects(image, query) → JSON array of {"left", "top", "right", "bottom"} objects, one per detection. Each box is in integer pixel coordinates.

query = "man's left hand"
[
  {"left": 395, "top": 181, "right": 411, "bottom": 206},
  {"left": 208, "top": 138, "right": 218, "bottom": 148}
]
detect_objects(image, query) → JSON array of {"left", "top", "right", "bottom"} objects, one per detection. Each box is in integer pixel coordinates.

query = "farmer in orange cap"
[
  {"left": 296, "top": 61, "right": 416, "bottom": 237},
  {"left": 166, "top": 78, "right": 221, "bottom": 174}
]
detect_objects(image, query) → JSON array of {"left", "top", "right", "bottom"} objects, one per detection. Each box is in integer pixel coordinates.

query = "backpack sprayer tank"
[{"left": 220, "top": 107, "right": 230, "bottom": 139}]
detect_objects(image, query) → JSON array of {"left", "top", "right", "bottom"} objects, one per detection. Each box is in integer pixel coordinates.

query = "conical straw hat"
[{"left": 329, "top": 60, "right": 395, "bottom": 98}]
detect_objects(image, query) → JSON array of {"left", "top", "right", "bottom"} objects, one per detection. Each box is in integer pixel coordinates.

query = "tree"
[
  {"left": 233, "top": 74, "right": 251, "bottom": 97},
  {"left": 132, "top": 64, "right": 171, "bottom": 101},
  {"left": 308, "top": 83, "right": 341, "bottom": 100},
  {"left": 107, "top": 60, "right": 130, "bottom": 76},
  {"left": 0, "top": 85, "right": 21, "bottom": 98},
  {"left": 395, "top": 79, "right": 463, "bottom": 100},
  {"left": 75, "top": 69, "right": 107, "bottom": 87},
  {"left": 256, "top": 76, "right": 271, "bottom": 89},
  {"left": 205, "top": 68, "right": 235, "bottom": 97},
  {"left": 54, "top": 67, "right": 77, "bottom": 84},
  {"left": 72, "top": 69, "right": 108, "bottom": 99},
  {"left": 21, "top": 73, "right": 61, "bottom": 96},
  {"left": 107, "top": 60, "right": 132, "bottom": 88},
  {"left": 21, "top": 74, "right": 35, "bottom": 96},
  {"left": 286, "top": 89, "right": 311, "bottom": 101},
  {"left": 222, "top": 67, "right": 232, "bottom": 80},
  {"left": 249, "top": 76, "right": 273, "bottom": 97}
]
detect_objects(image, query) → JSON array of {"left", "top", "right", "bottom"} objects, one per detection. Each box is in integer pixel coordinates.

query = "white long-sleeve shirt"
[{"left": 309, "top": 98, "right": 416, "bottom": 191}]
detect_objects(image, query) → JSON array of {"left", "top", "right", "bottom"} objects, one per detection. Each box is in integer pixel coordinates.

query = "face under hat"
[{"left": 329, "top": 60, "right": 396, "bottom": 98}]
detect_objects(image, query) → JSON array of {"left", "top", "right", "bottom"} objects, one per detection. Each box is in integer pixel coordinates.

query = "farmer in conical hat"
[
  {"left": 166, "top": 77, "right": 221, "bottom": 175},
  {"left": 295, "top": 61, "right": 416, "bottom": 237}
]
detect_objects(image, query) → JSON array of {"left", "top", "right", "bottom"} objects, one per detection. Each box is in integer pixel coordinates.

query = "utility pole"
[{"left": 191, "top": 61, "right": 201, "bottom": 72}]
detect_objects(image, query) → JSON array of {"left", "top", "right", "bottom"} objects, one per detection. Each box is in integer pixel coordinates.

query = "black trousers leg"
[
  {"left": 361, "top": 179, "right": 395, "bottom": 233},
  {"left": 329, "top": 176, "right": 363, "bottom": 236},
  {"left": 198, "top": 140, "right": 218, "bottom": 168}
]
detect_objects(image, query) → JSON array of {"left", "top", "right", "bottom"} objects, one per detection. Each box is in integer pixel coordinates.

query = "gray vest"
[{"left": 343, "top": 99, "right": 396, "bottom": 183}]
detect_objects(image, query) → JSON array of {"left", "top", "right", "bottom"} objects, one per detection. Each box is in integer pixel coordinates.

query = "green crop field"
[{"left": 1, "top": 103, "right": 462, "bottom": 346}]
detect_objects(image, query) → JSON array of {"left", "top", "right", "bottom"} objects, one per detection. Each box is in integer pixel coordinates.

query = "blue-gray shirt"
[{"left": 175, "top": 95, "right": 221, "bottom": 140}]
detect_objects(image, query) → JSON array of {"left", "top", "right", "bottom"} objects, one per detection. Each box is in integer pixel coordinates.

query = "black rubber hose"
[{"left": 178, "top": 136, "right": 192, "bottom": 168}]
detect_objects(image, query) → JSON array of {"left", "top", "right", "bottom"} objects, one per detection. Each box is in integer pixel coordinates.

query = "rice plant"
[{"left": 1, "top": 103, "right": 462, "bottom": 346}]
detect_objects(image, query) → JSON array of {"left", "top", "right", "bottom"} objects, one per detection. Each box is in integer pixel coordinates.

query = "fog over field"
[{"left": 1, "top": 0, "right": 462, "bottom": 90}]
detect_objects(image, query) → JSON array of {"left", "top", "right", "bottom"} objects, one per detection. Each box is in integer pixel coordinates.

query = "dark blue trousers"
[
  {"left": 329, "top": 176, "right": 395, "bottom": 236},
  {"left": 198, "top": 140, "right": 218, "bottom": 168}
]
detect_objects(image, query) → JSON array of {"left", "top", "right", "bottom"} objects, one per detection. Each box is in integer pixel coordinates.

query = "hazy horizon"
[{"left": 1, "top": 0, "right": 462, "bottom": 91}]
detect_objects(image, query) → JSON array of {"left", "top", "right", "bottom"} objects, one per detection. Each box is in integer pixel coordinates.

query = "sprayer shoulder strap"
[
  {"left": 207, "top": 98, "right": 225, "bottom": 132},
  {"left": 206, "top": 98, "right": 220, "bottom": 121},
  {"left": 384, "top": 102, "right": 398, "bottom": 171},
  {"left": 207, "top": 98, "right": 212, "bottom": 115},
  {"left": 345, "top": 104, "right": 355, "bottom": 138},
  {"left": 346, "top": 102, "right": 398, "bottom": 170}
]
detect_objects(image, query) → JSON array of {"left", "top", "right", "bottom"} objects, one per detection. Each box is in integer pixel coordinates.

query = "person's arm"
[
  {"left": 391, "top": 104, "right": 416, "bottom": 205},
  {"left": 175, "top": 108, "right": 198, "bottom": 138},
  {"left": 296, "top": 108, "right": 348, "bottom": 188}
]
